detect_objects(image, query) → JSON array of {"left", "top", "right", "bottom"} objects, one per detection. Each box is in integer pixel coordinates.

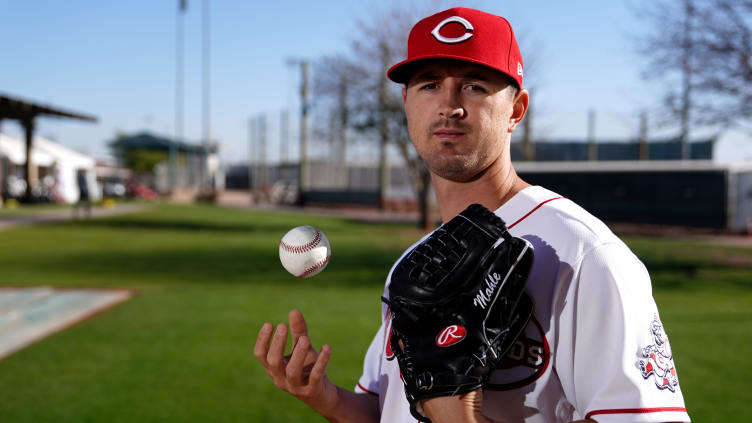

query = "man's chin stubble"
[{"left": 429, "top": 158, "right": 484, "bottom": 183}]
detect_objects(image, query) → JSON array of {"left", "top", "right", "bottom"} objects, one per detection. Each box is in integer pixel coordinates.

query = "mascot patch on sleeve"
[{"left": 637, "top": 315, "right": 679, "bottom": 392}]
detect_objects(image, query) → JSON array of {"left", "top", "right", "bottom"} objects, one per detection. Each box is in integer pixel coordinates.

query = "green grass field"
[{"left": 0, "top": 204, "right": 749, "bottom": 422}]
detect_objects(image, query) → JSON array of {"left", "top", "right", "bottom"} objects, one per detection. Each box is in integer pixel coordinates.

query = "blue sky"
[{"left": 1, "top": 0, "right": 749, "bottom": 163}]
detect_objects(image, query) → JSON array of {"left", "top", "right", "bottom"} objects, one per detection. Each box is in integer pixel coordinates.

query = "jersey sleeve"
[
  {"left": 355, "top": 321, "right": 384, "bottom": 397},
  {"left": 569, "top": 243, "right": 690, "bottom": 423}
]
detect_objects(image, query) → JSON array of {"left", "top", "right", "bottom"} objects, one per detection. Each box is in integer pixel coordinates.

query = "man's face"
[{"left": 402, "top": 60, "right": 525, "bottom": 182}]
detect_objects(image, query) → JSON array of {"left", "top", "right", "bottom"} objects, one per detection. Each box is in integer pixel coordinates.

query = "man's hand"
[
  {"left": 254, "top": 309, "right": 339, "bottom": 416},
  {"left": 422, "top": 390, "right": 492, "bottom": 423},
  {"left": 422, "top": 391, "right": 597, "bottom": 423}
]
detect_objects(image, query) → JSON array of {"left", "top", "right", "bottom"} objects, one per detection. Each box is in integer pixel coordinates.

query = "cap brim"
[{"left": 387, "top": 54, "right": 520, "bottom": 88}]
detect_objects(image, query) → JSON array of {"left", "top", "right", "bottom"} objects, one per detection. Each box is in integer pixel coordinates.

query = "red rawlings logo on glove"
[{"left": 436, "top": 325, "right": 466, "bottom": 347}]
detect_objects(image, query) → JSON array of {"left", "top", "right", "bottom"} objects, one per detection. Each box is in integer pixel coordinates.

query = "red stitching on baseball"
[
  {"left": 280, "top": 229, "right": 322, "bottom": 254},
  {"left": 297, "top": 255, "right": 331, "bottom": 278}
]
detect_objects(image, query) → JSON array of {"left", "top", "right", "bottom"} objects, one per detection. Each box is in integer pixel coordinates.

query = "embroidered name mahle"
[{"left": 473, "top": 272, "right": 501, "bottom": 309}]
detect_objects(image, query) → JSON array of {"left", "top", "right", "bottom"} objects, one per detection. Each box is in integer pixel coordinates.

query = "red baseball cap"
[{"left": 387, "top": 7, "right": 524, "bottom": 88}]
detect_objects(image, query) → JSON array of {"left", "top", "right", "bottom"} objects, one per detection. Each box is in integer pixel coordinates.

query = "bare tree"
[
  {"left": 313, "top": 54, "right": 366, "bottom": 186},
  {"left": 315, "top": 5, "right": 436, "bottom": 229},
  {"left": 634, "top": 0, "right": 752, "bottom": 145},
  {"left": 692, "top": 0, "right": 752, "bottom": 131},
  {"left": 510, "top": 31, "right": 547, "bottom": 160},
  {"left": 314, "top": 3, "right": 547, "bottom": 228}
]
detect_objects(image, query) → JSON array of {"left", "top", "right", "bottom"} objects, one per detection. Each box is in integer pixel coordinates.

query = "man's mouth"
[{"left": 433, "top": 129, "right": 466, "bottom": 141}]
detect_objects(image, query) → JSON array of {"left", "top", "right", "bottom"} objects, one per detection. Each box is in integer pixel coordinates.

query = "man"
[
  {"left": 254, "top": 7, "right": 690, "bottom": 423},
  {"left": 73, "top": 168, "right": 92, "bottom": 218}
]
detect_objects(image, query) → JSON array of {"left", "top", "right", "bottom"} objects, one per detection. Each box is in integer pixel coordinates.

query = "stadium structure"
[{"left": 227, "top": 138, "right": 752, "bottom": 233}]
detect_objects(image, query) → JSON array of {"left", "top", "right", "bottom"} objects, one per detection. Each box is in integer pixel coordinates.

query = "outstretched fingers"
[
  {"left": 254, "top": 322, "right": 274, "bottom": 368},
  {"left": 253, "top": 315, "right": 339, "bottom": 416},
  {"left": 286, "top": 335, "right": 310, "bottom": 385},
  {"left": 267, "top": 323, "right": 289, "bottom": 373},
  {"left": 293, "top": 343, "right": 332, "bottom": 403},
  {"left": 309, "top": 344, "right": 331, "bottom": 386}
]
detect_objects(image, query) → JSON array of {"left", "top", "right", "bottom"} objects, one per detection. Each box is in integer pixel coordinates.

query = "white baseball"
[{"left": 279, "top": 225, "right": 332, "bottom": 278}]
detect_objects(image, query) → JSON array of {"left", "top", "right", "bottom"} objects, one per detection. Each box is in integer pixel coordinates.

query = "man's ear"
[
  {"left": 402, "top": 86, "right": 407, "bottom": 107},
  {"left": 507, "top": 89, "right": 529, "bottom": 133}
]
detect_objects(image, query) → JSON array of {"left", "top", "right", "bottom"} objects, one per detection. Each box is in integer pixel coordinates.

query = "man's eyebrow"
[
  {"left": 408, "top": 69, "right": 492, "bottom": 84},
  {"left": 410, "top": 71, "right": 442, "bottom": 84},
  {"left": 461, "top": 72, "right": 489, "bottom": 82}
]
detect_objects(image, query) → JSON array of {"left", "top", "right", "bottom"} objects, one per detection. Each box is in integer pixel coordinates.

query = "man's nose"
[{"left": 438, "top": 87, "right": 465, "bottom": 120}]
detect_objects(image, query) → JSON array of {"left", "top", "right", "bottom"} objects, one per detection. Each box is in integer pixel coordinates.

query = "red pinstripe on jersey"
[
  {"left": 356, "top": 382, "right": 378, "bottom": 396},
  {"left": 585, "top": 407, "right": 687, "bottom": 419},
  {"left": 508, "top": 197, "right": 565, "bottom": 229}
]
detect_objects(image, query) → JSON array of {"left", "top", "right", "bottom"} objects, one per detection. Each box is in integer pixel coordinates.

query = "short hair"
[{"left": 502, "top": 74, "right": 520, "bottom": 98}]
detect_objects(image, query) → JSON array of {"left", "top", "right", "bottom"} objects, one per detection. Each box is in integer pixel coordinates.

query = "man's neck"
[{"left": 432, "top": 157, "right": 530, "bottom": 223}]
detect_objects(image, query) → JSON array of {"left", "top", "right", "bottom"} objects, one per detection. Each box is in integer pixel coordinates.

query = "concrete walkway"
[
  {"left": 0, "top": 203, "right": 151, "bottom": 231},
  {"left": 0, "top": 287, "right": 133, "bottom": 360}
]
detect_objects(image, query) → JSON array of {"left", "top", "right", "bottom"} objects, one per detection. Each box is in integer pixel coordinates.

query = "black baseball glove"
[{"left": 383, "top": 204, "right": 534, "bottom": 423}]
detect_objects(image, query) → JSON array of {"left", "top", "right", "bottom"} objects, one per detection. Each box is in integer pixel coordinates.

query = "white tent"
[
  {"left": 0, "top": 133, "right": 99, "bottom": 203},
  {"left": 0, "top": 134, "right": 55, "bottom": 167}
]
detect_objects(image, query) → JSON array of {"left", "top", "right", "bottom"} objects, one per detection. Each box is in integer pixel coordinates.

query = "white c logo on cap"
[{"left": 431, "top": 16, "right": 474, "bottom": 44}]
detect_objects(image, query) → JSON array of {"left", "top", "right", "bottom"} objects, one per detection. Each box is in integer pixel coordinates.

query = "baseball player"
[{"left": 254, "top": 7, "right": 690, "bottom": 423}]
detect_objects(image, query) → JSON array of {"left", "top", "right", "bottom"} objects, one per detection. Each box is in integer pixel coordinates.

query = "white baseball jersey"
[{"left": 355, "top": 186, "right": 690, "bottom": 423}]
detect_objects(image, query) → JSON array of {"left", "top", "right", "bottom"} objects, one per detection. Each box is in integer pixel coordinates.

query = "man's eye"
[
  {"left": 420, "top": 83, "right": 438, "bottom": 90},
  {"left": 465, "top": 84, "right": 486, "bottom": 92}
]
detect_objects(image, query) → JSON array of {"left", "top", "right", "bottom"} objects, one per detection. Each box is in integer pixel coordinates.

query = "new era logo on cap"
[{"left": 387, "top": 7, "right": 524, "bottom": 88}]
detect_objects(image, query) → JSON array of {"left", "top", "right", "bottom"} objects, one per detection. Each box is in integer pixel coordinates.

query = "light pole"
[
  {"left": 286, "top": 58, "right": 309, "bottom": 203},
  {"left": 201, "top": 0, "right": 211, "bottom": 188},
  {"left": 173, "top": 0, "right": 187, "bottom": 192}
]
